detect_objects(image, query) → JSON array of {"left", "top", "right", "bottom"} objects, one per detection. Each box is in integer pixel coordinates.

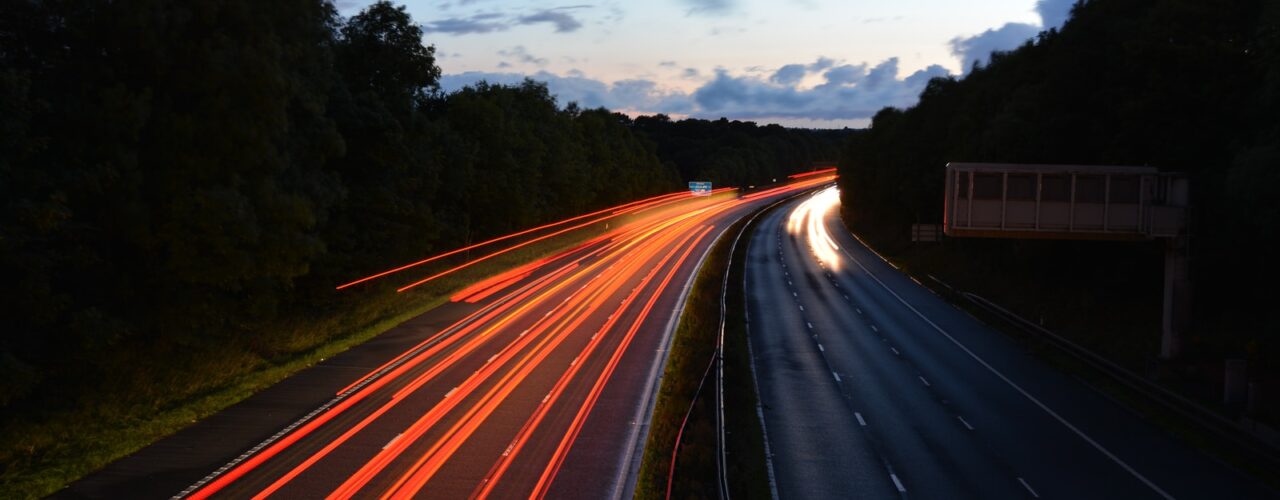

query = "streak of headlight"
[{"left": 790, "top": 187, "right": 841, "bottom": 270}]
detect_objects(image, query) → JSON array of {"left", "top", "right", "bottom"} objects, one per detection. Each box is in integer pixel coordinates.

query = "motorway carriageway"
[
  {"left": 155, "top": 176, "right": 833, "bottom": 499},
  {"left": 745, "top": 186, "right": 1273, "bottom": 499}
]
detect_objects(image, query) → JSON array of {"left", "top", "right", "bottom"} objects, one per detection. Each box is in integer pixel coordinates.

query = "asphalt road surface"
[
  {"left": 745, "top": 186, "right": 1274, "bottom": 500},
  {"left": 63, "top": 176, "right": 832, "bottom": 500}
]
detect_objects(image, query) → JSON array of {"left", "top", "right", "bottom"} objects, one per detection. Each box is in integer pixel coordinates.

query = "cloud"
[
  {"left": 681, "top": 0, "right": 735, "bottom": 16},
  {"left": 821, "top": 64, "right": 867, "bottom": 86},
  {"left": 517, "top": 9, "right": 585, "bottom": 33},
  {"left": 1036, "top": 0, "right": 1074, "bottom": 30},
  {"left": 770, "top": 64, "right": 807, "bottom": 86},
  {"left": 807, "top": 57, "right": 836, "bottom": 72},
  {"left": 424, "top": 7, "right": 589, "bottom": 35},
  {"left": 425, "top": 14, "right": 511, "bottom": 34},
  {"left": 439, "top": 57, "right": 950, "bottom": 123},
  {"left": 948, "top": 0, "right": 1075, "bottom": 72},
  {"left": 498, "top": 46, "right": 548, "bottom": 66},
  {"left": 949, "top": 22, "right": 1039, "bottom": 72}
]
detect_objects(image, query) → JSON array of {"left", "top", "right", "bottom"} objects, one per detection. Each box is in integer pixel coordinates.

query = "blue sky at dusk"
[{"left": 336, "top": 0, "right": 1074, "bottom": 128}]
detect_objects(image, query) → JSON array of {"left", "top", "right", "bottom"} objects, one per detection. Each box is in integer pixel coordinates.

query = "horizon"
[{"left": 336, "top": 0, "right": 1074, "bottom": 129}]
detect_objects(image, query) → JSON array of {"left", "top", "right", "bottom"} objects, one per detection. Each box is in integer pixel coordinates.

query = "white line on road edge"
[
  {"left": 838, "top": 237, "right": 1177, "bottom": 500},
  {"left": 616, "top": 219, "right": 724, "bottom": 500},
  {"left": 1018, "top": 477, "right": 1040, "bottom": 498},
  {"left": 958, "top": 416, "right": 975, "bottom": 430},
  {"left": 855, "top": 412, "right": 867, "bottom": 426},
  {"left": 890, "top": 473, "right": 907, "bottom": 493}
]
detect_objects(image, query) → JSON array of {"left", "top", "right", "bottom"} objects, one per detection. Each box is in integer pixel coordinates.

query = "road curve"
[{"left": 745, "top": 186, "right": 1273, "bottom": 499}]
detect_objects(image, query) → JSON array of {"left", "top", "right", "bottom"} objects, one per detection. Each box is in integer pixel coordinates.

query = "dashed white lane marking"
[
  {"left": 832, "top": 372, "right": 841, "bottom": 382},
  {"left": 799, "top": 305, "right": 805, "bottom": 311},
  {"left": 818, "top": 343, "right": 825, "bottom": 352},
  {"left": 890, "top": 473, "right": 907, "bottom": 493},
  {"left": 806, "top": 322, "right": 813, "bottom": 330},
  {"left": 890, "top": 347, "right": 900, "bottom": 356},
  {"left": 957, "top": 416, "right": 975, "bottom": 431},
  {"left": 856, "top": 308, "right": 862, "bottom": 315},
  {"left": 870, "top": 324, "right": 879, "bottom": 332},
  {"left": 793, "top": 292, "right": 798, "bottom": 297},
  {"left": 843, "top": 294, "right": 850, "bottom": 300},
  {"left": 1018, "top": 477, "right": 1040, "bottom": 498},
  {"left": 855, "top": 412, "right": 866, "bottom": 426},
  {"left": 919, "top": 376, "right": 931, "bottom": 387},
  {"left": 838, "top": 235, "right": 1176, "bottom": 500}
]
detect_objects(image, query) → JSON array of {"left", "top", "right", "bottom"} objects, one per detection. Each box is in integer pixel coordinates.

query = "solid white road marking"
[
  {"left": 1018, "top": 477, "right": 1040, "bottom": 498},
  {"left": 890, "top": 473, "right": 907, "bottom": 493},
  {"left": 837, "top": 232, "right": 1176, "bottom": 500},
  {"left": 855, "top": 412, "right": 866, "bottom": 426}
]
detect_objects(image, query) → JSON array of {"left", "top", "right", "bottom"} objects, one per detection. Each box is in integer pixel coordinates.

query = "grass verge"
[{"left": 637, "top": 200, "right": 782, "bottom": 500}]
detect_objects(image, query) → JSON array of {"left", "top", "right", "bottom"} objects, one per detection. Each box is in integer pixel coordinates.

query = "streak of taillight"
[
  {"left": 336, "top": 189, "right": 700, "bottom": 290},
  {"left": 326, "top": 213, "right": 698, "bottom": 499},
  {"left": 519, "top": 225, "right": 713, "bottom": 500},
  {"left": 387, "top": 214, "right": 714, "bottom": 499},
  {"left": 197, "top": 253, "right": 594, "bottom": 499},
  {"left": 787, "top": 167, "right": 838, "bottom": 179}
]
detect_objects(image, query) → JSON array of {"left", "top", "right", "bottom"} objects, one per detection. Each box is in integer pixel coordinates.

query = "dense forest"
[
  {"left": 838, "top": 0, "right": 1277, "bottom": 397},
  {"left": 0, "top": 0, "right": 839, "bottom": 492}
]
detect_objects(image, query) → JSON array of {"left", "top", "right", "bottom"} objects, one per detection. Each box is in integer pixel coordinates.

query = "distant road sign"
[{"left": 689, "top": 181, "right": 712, "bottom": 196}]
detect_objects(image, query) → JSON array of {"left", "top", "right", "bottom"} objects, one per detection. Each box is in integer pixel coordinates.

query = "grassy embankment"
[
  {"left": 0, "top": 193, "right": 734, "bottom": 500},
  {"left": 637, "top": 202, "right": 781, "bottom": 500}
]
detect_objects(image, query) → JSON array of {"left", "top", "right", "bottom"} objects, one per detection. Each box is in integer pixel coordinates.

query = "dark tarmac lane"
[{"left": 745, "top": 187, "right": 1275, "bottom": 500}]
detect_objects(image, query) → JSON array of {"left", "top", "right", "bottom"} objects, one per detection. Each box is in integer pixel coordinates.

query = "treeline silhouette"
[
  {"left": 0, "top": 0, "right": 840, "bottom": 452},
  {"left": 838, "top": 0, "right": 1277, "bottom": 382}
]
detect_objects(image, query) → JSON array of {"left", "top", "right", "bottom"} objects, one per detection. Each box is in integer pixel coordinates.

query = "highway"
[
  {"left": 65, "top": 176, "right": 832, "bottom": 500},
  {"left": 745, "top": 186, "right": 1274, "bottom": 499}
]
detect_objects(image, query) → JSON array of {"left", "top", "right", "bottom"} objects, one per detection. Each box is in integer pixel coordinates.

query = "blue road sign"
[{"left": 689, "top": 181, "right": 712, "bottom": 196}]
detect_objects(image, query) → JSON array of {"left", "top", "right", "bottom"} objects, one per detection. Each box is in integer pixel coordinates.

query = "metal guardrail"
[
  {"left": 948, "top": 283, "right": 1280, "bottom": 470},
  {"left": 666, "top": 188, "right": 816, "bottom": 500}
]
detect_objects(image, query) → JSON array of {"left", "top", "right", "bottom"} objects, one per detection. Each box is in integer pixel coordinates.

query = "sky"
[{"left": 335, "top": 0, "right": 1075, "bottom": 128}]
